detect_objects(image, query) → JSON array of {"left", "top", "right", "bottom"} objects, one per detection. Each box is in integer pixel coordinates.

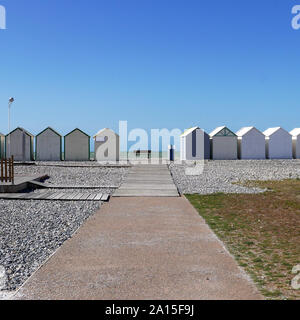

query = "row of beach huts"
[
  {"left": 0, "top": 127, "right": 119, "bottom": 161},
  {"left": 180, "top": 126, "right": 300, "bottom": 160},
  {"left": 1, "top": 126, "right": 300, "bottom": 161}
]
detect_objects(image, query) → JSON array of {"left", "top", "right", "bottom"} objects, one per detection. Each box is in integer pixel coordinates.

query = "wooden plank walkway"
[
  {"left": 28, "top": 181, "right": 118, "bottom": 189},
  {"left": 113, "top": 164, "right": 179, "bottom": 197},
  {"left": 0, "top": 191, "right": 109, "bottom": 202}
]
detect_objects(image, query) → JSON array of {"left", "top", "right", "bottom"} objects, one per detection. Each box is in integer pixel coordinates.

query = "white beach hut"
[
  {"left": 209, "top": 126, "right": 237, "bottom": 160},
  {"left": 94, "top": 128, "right": 120, "bottom": 162},
  {"left": 64, "top": 128, "right": 90, "bottom": 161},
  {"left": 290, "top": 128, "right": 300, "bottom": 159},
  {"left": 180, "top": 127, "right": 210, "bottom": 161},
  {"left": 36, "top": 127, "right": 62, "bottom": 161},
  {"left": 5, "top": 127, "right": 34, "bottom": 161},
  {"left": 0, "top": 132, "right": 4, "bottom": 158},
  {"left": 236, "top": 127, "right": 266, "bottom": 159},
  {"left": 263, "top": 127, "right": 292, "bottom": 159}
]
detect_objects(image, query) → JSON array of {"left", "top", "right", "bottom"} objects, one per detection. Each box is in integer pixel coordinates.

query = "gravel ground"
[
  {"left": 14, "top": 164, "right": 129, "bottom": 187},
  {"left": 2, "top": 160, "right": 300, "bottom": 296},
  {"left": 34, "top": 161, "right": 130, "bottom": 167},
  {"left": 170, "top": 160, "right": 300, "bottom": 194},
  {"left": 0, "top": 164, "right": 129, "bottom": 296},
  {"left": 0, "top": 199, "right": 100, "bottom": 293}
]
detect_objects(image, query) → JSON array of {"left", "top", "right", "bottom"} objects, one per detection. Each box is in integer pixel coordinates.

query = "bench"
[{"left": 135, "top": 150, "right": 151, "bottom": 159}]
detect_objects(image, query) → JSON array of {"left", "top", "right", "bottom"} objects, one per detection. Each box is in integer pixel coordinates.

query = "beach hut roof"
[
  {"left": 93, "top": 128, "right": 119, "bottom": 138},
  {"left": 0, "top": 132, "right": 4, "bottom": 137},
  {"left": 36, "top": 127, "right": 62, "bottom": 137},
  {"left": 6, "top": 127, "right": 34, "bottom": 138},
  {"left": 236, "top": 126, "right": 263, "bottom": 137},
  {"left": 209, "top": 126, "right": 236, "bottom": 137},
  {"left": 65, "top": 128, "right": 90, "bottom": 138},
  {"left": 263, "top": 127, "right": 290, "bottom": 137},
  {"left": 180, "top": 127, "right": 200, "bottom": 137},
  {"left": 236, "top": 127, "right": 254, "bottom": 136},
  {"left": 290, "top": 128, "right": 300, "bottom": 137}
]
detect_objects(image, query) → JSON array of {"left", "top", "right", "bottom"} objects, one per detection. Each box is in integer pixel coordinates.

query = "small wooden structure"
[
  {"left": 64, "top": 128, "right": 90, "bottom": 161},
  {"left": 290, "top": 128, "right": 300, "bottom": 159},
  {"left": 36, "top": 127, "right": 62, "bottom": 161},
  {"left": 209, "top": 126, "right": 237, "bottom": 160},
  {"left": 5, "top": 127, "right": 34, "bottom": 161},
  {"left": 0, "top": 133, "right": 4, "bottom": 158},
  {"left": 180, "top": 127, "right": 210, "bottom": 161},
  {"left": 94, "top": 128, "right": 120, "bottom": 162},
  {"left": 263, "top": 127, "right": 292, "bottom": 159},
  {"left": 0, "top": 156, "right": 14, "bottom": 184},
  {"left": 236, "top": 127, "right": 266, "bottom": 159}
]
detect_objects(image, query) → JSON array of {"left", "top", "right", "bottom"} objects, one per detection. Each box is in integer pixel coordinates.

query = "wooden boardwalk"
[
  {"left": 0, "top": 191, "right": 110, "bottom": 201},
  {"left": 28, "top": 181, "right": 118, "bottom": 189},
  {"left": 113, "top": 164, "right": 179, "bottom": 197}
]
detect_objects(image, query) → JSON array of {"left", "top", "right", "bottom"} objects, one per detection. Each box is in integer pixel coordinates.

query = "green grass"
[{"left": 186, "top": 180, "right": 300, "bottom": 300}]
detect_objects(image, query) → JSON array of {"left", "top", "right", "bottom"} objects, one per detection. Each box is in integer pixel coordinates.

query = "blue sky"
[{"left": 0, "top": 0, "right": 300, "bottom": 145}]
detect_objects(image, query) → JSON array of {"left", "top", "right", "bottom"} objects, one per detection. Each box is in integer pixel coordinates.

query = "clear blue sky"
[{"left": 0, "top": 0, "right": 300, "bottom": 141}]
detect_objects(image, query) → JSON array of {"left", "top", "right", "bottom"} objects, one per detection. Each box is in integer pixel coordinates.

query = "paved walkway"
[
  {"left": 113, "top": 164, "right": 179, "bottom": 197},
  {"left": 14, "top": 197, "right": 262, "bottom": 300}
]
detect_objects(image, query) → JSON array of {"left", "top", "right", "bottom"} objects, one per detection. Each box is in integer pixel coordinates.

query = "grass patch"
[{"left": 186, "top": 180, "right": 300, "bottom": 300}]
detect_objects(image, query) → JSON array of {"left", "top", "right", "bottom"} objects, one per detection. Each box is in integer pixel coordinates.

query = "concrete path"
[
  {"left": 14, "top": 197, "right": 262, "bottom": 300},
  {"left": 113, "top": 164, "right": 179, "bottom": 197}
]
